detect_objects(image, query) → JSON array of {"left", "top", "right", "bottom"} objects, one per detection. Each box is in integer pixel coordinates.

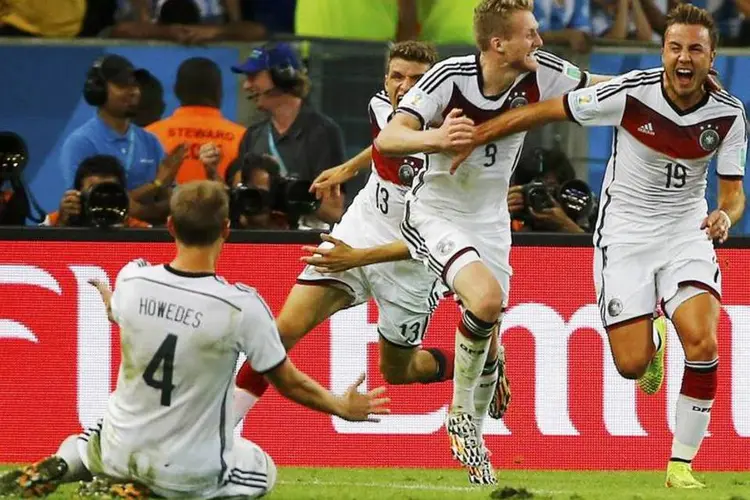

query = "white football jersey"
[
  {"left": 397, "top": 51, "right": 589, "bottom": 222},
  {"left": 362, "top": 90, "right": 428, "bottom": 240},
  {"left": 565, "top": 69, "right": 748, "bottom": 247},
  {"left": 103, "top": 260, "right": 286, "bottom": 494}
]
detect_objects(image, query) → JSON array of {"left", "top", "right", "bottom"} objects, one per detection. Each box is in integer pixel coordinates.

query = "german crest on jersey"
[
  {"left": 607, "top": 298, "right": 623, "bottom": 317},
  {"left": 699, "top": 125, "right": 720, "bottom": 152},
  {"left": 398, "top": 158, "right": 419, "bottom": 185},
  {"left": 509, "top": 90, "right": 529, "bottom": 109}
]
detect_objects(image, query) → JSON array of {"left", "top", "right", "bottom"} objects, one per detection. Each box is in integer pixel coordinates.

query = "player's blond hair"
[
  {"left": 665, "top": 3, "right": 718, "bottom": 49},
  {"left": 474, "top": 0, "right": 534, "bottom": 51},
  {"left": 386, "top": 41, "right": 439, "bottom": 71},
  {"left": 169, "top": 180, "right": 229, "bottom": 247}
]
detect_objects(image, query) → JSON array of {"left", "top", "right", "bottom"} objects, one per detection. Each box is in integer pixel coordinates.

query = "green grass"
[{"left": 3, "top": 465, "right": 750, "bottom": 499}]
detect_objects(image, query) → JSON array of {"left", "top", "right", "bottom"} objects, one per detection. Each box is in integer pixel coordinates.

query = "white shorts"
[
  {"left": 78, "top": 421, "right": 277, "bottom": 499},
  {"left": 594, "top": 231, "right": 721, "bottom": 328},
  {"left": 400, "top": 200, "right": 511, "bottom": 306},
  {"left": 298, "top": 181, "right": 443, "bottom": 348}
]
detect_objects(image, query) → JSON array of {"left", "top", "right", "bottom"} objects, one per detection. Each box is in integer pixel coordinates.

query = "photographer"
[
  {"left": 0, "top": 132, "right": 41, "bottom": 226},
  {"left": 509, "top": 148, "right": 598, "bottom": 233},
  {"left": 226, "top": 153, "right": 320, "bottom": 230},
  {"left": 43, "top": 155, "right": 150, "bottom": 228}
]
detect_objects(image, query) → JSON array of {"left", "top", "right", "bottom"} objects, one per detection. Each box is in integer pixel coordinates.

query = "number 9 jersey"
[{"left": 564, "top": 68, "right": 747, "bottom": 248}]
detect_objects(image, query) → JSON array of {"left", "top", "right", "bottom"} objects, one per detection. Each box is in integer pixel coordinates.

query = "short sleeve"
[
  {"left": 396, "top": 57, "right": 471, "bottom": 129},
  {"left": 563, "top": 74, "right": 634, "bottom": 127},
  {"left": 60, "top": 133, "right": 98, "bottom": 188},
  {"left": 536, "top": 50, "right": 589, "bottom": 100},
  {"left": 111, "top": 259, "right": 150, "bottom": 322},
  {"left": 235, "top": 286, "right": 286, "bottom": 374},
  {"left": 717, "top": 109, "right": 748, "bottom": 178}
]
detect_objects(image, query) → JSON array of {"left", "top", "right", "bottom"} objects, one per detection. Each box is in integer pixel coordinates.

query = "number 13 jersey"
[{"left": 564, "top": 68, "right": 747, "bottom": 248}]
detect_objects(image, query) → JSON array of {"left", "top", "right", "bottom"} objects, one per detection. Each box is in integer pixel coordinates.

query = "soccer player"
[
  {"left": 0, "top": 181, "right": 389, "bottom": 499},
  {"left": 449, "top": 3, "right": 746, "bottom": 489},
  {"left": 231, "top": 41, "right": 510, "bottom": 485},
  {"left": 374, "top": 0, "right": 602, "bottom": 471}
]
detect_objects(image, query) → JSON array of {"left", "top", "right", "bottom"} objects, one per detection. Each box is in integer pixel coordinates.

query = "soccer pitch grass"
[
  {"left": 2, "top": 466, "right": 750, "bottom": 499},
  {"left": 266, "top": 468, "right": 750, "bottom": 499}
]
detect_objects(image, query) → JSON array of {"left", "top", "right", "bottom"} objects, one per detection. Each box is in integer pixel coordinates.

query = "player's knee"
[
  {"left": 464, "top": 282, "right": 503, "bottom": 324},
  {"left": 683, "top": 334, "right": 718, "bottom": 362},
  {"left": 613, "top": 354, "right": 650, "bottom": 380}
]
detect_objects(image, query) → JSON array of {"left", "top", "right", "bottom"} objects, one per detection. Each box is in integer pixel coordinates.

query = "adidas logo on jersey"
[{"left": 637, "top": 123, "right": 655, "bottom": 136}]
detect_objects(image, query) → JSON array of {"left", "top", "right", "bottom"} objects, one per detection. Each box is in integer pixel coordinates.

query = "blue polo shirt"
[{"left": 60, "top": 116, "right": 165, "bottom": 190}]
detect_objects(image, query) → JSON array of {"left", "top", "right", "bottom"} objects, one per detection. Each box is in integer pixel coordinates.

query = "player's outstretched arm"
[
  {"left": 265, "top": 360, "right": 390, "bottom": 422},
  {"left": 376, "top": 110, "right": 474, "bottom": 157},
  {"left": 88, "top": 279, "right": 115, "bottom": 323},
  {"left": 310, "top": 146, "right": 372, "bottom": 199},
  {"left": 702, "top": 178, "right": 745, "bottom": 243},
  {"left": 301, "top": 234, "right": 411, "bottom": 272},
  {"left": 450, "top": 97, "right": 568, "bottom": 173}
]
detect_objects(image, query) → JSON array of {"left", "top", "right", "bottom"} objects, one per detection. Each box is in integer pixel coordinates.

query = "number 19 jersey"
[
  {"left": 564, "top": 69, "right": 747, "bottom": 248},
  {"left": 100, "top": 260, "right": 286, "bottom": 495}
]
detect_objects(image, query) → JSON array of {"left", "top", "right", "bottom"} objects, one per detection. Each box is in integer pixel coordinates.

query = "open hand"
[
  {"left": 701, "top": 209, "right": 731, "bottom": 243},
  {"left": 301, "top": 233, "right": 363, "bottom": 272},
  {"left": 309, "top": 165, "right": 350, "bottom": 200},
  {"left": 338, "top": 373, "right": 391, "bottom": 422}
]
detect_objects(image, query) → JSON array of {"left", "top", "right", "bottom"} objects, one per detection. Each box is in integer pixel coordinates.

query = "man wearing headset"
[
  {"left": 60, "top": 54, "right": 185, "bottom": 225},
  {"left": 224, "top": 43, "right": 346, "bottom": 229}
]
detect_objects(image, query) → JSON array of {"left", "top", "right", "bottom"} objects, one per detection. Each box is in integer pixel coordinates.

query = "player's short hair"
[
  {"left": 386, "top": 41, "right": 438, "bottom": 71},
  {"left": 169, "top": 181, "right": 229, "bottom": 247},
  {"left": 665, "top": 3, "right": 719, "bottom": 49},
  {"left": 474, "top": 0, "right": 534, "bottom": 51}
]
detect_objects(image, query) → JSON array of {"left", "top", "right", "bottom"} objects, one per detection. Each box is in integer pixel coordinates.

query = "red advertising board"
[{"left": 1, "top": 241, "right": 748, "bottom": 470}]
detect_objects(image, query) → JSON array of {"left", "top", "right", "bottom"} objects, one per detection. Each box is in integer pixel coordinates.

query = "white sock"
[
  {"left": 452, "top": 310, "right": 493, "bottom": 413},
  {"left": 671, "top": 394, "right": 712, "bottom": 462},
  {"left": 56, "top": 434, "right": 90, "bottom": 482},
  {"left": 472, "top": 356, "right": 499, "bottom": 439},
  {"left": 233, "top": 387, "right": 258, "bottom": 428}
]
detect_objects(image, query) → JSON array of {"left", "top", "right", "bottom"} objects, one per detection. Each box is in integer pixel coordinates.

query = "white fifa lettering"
[
  {"left": 70, "top": 265, "right": 111, "bottom": 429},
  {"left": 0, "top": 265, "right": 61, "bottom": 342},
  {"left": 725, "top": 306, "right": 750, "bottom": 437},
  {"left": 330, "top": 303, "right": 448, "bottom": 434}
]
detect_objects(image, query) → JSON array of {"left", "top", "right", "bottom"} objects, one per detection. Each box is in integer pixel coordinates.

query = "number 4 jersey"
[
  {"left": 102, "top": 260, "right": 286, "bottom": 495},
  {"left": 564, "top": 68, "right": 747, "bottom": 247}
]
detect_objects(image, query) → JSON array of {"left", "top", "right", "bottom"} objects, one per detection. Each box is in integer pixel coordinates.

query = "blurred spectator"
[
  {"left": 416, "top": 0, "right": 480, "bottom": 45},
  {"left": 242, "top": 0, "right": 295, "bottom": 34},
  {"left": 111, "top": 0, "right": 267, "bottom": 43},
  {"left": 535, "top": 0, "right": 593, "bottom": 53},
  {"left": 43, "top": 155, "right": 150, "bottom": 228},
  {"left": 509, "top": 148, "right": 597, "bottom": 233},
  {"left": 132, "top": 69, "right": 166, "bottom": 127},
  {"left": 233, "top": 43, "right": 346, "bottom": 229},
  {"left": 225, "top": 153, "right": 290, "bottom": 230},
  {"left": 0, "top": 0, "right": 85, "bottom": 37},
  {"left": 147, "top": 57, "right": 245, "bottom": 183},
  {"left": 60, "top": 55, "right": 185, "bottom": 225},
  {"left": 591, "top": 0, "right": 659, "bottom": 42},
  {"left": 295, "top": 0, "right": 418, "bottom": 42}
]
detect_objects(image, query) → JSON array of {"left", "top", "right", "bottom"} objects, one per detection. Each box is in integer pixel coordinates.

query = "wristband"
[
  {"left": 153, "top": 179, "right": 164, "bottom": 189},
  {"left": 719, "top": 210, "right": 732, "bottom": 229}
]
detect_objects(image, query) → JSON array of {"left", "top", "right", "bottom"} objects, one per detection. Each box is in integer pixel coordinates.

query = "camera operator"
[
  {"left": 226, "top": 153, "right": 320, "bottom": 230},
  {"left": 43, "top": 155, "right": 150, "bottom": 228},
  {"left": 509, "top": 148, "right": 598, "bottom": 233}
]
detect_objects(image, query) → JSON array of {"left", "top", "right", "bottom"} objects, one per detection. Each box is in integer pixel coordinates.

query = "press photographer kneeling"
[
  {"left": 226, "top": 153, "right": 320, "bottom": 230},
  {"left": 43, "top": 155, "right": 150, "bottom": 228},
  {"left": 509, "top": 148, "right": 598, "bottom": 233}
]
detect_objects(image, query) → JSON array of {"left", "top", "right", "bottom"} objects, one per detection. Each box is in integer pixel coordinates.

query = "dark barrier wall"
[{"left": 1, "top": 230, "right": 748, "bottom": 471}]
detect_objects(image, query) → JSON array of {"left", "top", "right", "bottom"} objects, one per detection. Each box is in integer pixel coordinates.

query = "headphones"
[
  {"left": 83, "top": 57, "right": 109, "bottom": 107},
  {"left": 264, "top": 43, "right": 302, "bottom": 91}
]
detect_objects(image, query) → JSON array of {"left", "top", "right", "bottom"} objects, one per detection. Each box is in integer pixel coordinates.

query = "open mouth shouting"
[{"left": 675, "top": 68, "right": 694, "bottom": 87}]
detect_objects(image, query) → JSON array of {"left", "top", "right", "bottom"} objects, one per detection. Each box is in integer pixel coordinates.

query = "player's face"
[
  {"left": 501, "top": 10, "right": 543, "bottom": 72},
  {"left": 662, "top": 23, "right": 715, "bottom": 100},
  {"left": 384, "top": 58, "right": 431, "bottom": 109}
]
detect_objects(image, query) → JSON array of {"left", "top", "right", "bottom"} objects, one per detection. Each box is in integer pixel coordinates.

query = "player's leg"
[
  {"left": 233, "top": 282, "right": 354, "bottom": 422},
  {"left": 209, "top": 438, "right": 278, "bottom": 499}
]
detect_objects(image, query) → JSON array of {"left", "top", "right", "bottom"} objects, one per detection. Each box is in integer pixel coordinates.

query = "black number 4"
[
  {"left": 143, "top": 334, "right": 177, "bottom": 406},
  {"left": 665, "top": 162, "right": 687, "bottom": 188},
  {"left": 484, "top": 143, "right": 497, "bottom": 167},
  {"left": 400, "top": 320, "right": 426, "bottom": 344}
]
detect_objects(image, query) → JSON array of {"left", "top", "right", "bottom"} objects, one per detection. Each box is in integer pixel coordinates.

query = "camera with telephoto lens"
[
  {"left": 522, "top": 180, "right": 556, "bottom": 212},
  {"left": 75, "top": 182, "right": 130, "bottom": 228}
]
